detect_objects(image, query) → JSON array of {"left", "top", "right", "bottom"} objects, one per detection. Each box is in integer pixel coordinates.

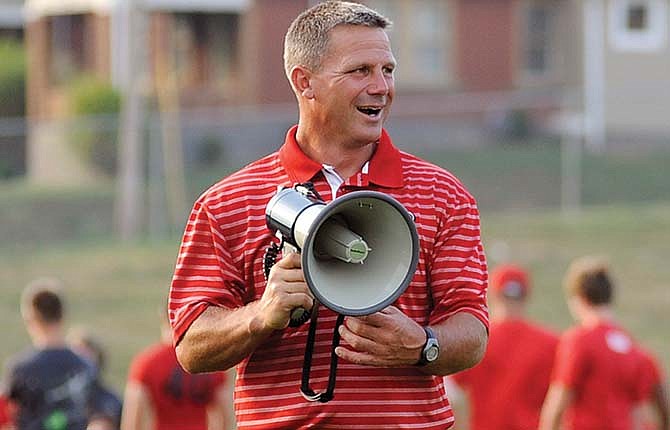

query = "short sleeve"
[
  {"left": 428, "top": 184, "right": 488, "bottom": 329},
  {"left": 636, "top": 350, "right": 663, "bottom": 401},
  {"left": 169, "top": 197, "right": 247, "bottom": 344},
  {"left": 552, "top": 329, "right": 588, "bottom": 389}
]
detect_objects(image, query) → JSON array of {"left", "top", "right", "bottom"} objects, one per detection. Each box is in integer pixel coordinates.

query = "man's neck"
[
  {"left": 579, "top": 305, "right": 614, "bottom": 328},
  {"left": 295, "top": 124, "right": 377, "bottom": 180},
  {"left": 491, "top": 301, "right": 526, "bottom": 322},
  {"left": 30, "top": 323, "right": 66, "bottom": 349}
]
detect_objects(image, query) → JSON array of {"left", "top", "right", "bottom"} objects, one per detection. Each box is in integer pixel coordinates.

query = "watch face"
[{"left": 426, "top": 345, "right": 439, "bottom": 362}]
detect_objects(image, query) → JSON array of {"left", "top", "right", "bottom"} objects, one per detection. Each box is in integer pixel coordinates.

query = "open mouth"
[{"left": 357, "top": 106, "right": 383, "bottom": 117}]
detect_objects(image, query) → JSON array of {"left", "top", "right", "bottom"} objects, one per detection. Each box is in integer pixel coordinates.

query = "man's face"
[{"left": 307, "top": 25, "right": 396, "bottom": 148}]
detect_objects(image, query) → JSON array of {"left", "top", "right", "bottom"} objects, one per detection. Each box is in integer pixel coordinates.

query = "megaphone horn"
[{"left": 264, "top": 183, "right": 419, "bottom": 402}]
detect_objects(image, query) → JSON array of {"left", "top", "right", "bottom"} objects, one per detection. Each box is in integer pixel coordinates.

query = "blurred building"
[{"left": 22, "top": 0, "right": 670, "bottom": 183}]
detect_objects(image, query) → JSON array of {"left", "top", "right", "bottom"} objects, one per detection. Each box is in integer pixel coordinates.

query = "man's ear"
[{"left": 290, "top": 66, "right": 314, "bottom": 99}]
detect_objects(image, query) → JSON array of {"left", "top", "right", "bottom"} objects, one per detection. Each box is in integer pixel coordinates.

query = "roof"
[{"left": 24, "top": 0, "right": 249, "bottom": 20}]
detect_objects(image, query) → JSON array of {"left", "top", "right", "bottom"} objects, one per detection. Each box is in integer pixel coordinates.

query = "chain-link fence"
[{"left": 2, "top": 101, "right": 670, "bottom": 244}]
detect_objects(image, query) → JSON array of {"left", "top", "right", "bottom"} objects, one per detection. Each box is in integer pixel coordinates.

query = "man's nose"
[{"left": 367, "top": 69, "right": 391, "bottom": 95}]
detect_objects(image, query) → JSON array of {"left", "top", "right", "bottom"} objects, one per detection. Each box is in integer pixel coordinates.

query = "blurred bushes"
[
  {"left": 68, "top": 76, "right": 121, "bottom": 175},
  {"left": 0, "top": 39, "right": 27, "bottom": 179},
  {"left": 0, "top": 39, "right": 26, "bottom": 117},
  {"left": 0, "top": 181, "right": 115, "bottom": 246}
]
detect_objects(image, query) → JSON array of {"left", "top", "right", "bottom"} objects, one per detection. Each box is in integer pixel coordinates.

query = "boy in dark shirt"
[{"left": 2, "top": 278, "right": 97, "bottom": 430}]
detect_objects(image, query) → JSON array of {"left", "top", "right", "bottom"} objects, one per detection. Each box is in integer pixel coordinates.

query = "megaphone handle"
[{"left": 300, "top": 310, "right": 345, "bottom": 403}]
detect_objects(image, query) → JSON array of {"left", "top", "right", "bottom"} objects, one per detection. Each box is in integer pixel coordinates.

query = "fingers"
[
  {"left": 337, "top": 323, "right": 383, "bottom": 355},
  {"left": 259, "top": 252, "right": 313, "bottom": 330},
  {"left": 335, "top": 345, "right": 385, "bottom": 367},
  {"left": 354, "top": 306, "right": 399, "bottom": 327},
  {"left": 275, "top": 251, "right": 302, "bottom": 269},
  {"left": 268, "top": 252, "right": 304, "bottom": 282},
  {"left": 335, "top": 306, "right": 426, "bottom": 367},
  {"left": 335, "top": 321, "right": 402, "bottom": 367}
]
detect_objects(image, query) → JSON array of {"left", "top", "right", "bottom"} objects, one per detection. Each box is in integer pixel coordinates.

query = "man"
[
  {"left": 169, "top": 2, "right": 489, "bottom": 428},
  {"left": 539, "top": 256, "right": 651, "bottom": 430},
  {"left": 120, "top": 310, "right": 231, "bottom": 430},
  {"left": 1, "top": 278, "right": 97, "bottom": 430},
  {"left": 450, "top": 264, "right": 559, "bottom": 430}
]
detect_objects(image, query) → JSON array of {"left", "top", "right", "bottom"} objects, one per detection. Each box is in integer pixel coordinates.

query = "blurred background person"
[
  {"left": 1, "top": 278, "right": 97, "bottom": 430},
  {"left": 635, "top": 348, "right": 669, "bottom": 430},
  {"left": 539, "top": 256, "right": 651, "bottom": 430},
  {"left": 120, "top": 309, "right": 232, "bottom": 430},
  {"left": 449, "top": 263, "right": 558, "bottom": 430},
  {"left": 68, "top": 327, "right": 123, "bottom": 430}
]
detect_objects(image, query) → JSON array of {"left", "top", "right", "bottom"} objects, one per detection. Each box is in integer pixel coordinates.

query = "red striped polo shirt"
[{"left": 169, "top": 125, "right": 489, "bottom": 429}]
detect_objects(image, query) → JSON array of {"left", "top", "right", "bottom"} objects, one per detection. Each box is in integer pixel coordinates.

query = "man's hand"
[
  {"left": 176, "top": 252, "right": 314, "bottom": 373},
  {"left": 256, "top": 252, "right": 313, "bottom": 331},
  {"left": 334, "top": 306, "right": 425, "bottom": 367}
]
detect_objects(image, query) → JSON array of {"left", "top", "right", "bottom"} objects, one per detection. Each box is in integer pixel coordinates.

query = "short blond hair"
[
  {"left": 563, "top": 256, "right": 614, "bottom": 305},
  {"left": 283, "top": 1, "right": 392, "bottom": 79}
]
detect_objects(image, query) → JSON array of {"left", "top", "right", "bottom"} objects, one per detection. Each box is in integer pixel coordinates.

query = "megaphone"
[{"left": 265, "top": 183, "right": 419, "bottom": 402}]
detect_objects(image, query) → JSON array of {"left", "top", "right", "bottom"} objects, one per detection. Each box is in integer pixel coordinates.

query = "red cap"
[{"left": 490, "top": 264, "right": 530, "bottom": 299}]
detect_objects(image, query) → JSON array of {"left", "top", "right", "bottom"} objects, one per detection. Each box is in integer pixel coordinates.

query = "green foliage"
[
  {"left": 0, "top": 39, "right": 26, "bottom": 117},
  {"left": 0, "top": 202, "right": 669, "bottom": 395},
  {"left": 67, "top": 76, "right": 121, "bottom": 175}
]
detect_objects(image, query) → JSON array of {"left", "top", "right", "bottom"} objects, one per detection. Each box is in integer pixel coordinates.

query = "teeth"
[{"left": 358, "top": 107, "right": 382, "bottom": 116}]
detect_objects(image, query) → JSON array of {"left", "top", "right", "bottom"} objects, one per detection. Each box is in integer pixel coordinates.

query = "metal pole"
[
  {"left": 583, "top": 0, "right": 606, "bottom": 152},
  {"left": 115, "top": 0, "right": 146, "bottom": 241}
]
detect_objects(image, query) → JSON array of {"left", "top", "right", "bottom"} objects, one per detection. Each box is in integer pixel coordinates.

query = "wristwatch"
[{"left": 417, "top": 326, "right": 440, "bottom": 366}]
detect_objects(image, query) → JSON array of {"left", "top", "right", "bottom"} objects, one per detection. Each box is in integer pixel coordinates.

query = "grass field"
[
  {"left": 1, "top": 202, "right": 668, "bottom": 395},
  {"left": 1, "top": 144, "right": 669, "bottom": 429}
]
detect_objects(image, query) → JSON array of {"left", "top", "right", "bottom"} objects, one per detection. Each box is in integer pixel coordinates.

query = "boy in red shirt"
[
  {"left": 539, "top": 256, "right": 651, "bottom": 430},
  {"left": 451, "top": 264, "right": 558, "bottom": 430},
  {"left": 121, "top": 311, "right": 233, "bottom": 430},
  {"left": 0, "top": 395, "right": 15, "bottom": 430}
]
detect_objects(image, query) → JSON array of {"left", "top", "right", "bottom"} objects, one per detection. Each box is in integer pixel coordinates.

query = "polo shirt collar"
[{"left": 278, "top": 125, "right": 403, "bottom": 188}]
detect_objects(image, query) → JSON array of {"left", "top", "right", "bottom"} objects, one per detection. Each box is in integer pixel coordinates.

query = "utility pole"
[
  {"left": 583, "top": 0, "right": 606, "bottom": 152},
  {"left": 115, "top": 0, "right": 146, "bottom": 241},
  {"left": 153, "top": 14, "right": 187, "bottom": 234}
]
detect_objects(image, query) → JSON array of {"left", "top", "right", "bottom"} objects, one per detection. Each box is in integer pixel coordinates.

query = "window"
[
  {"left": 172, "top": 13, "right": 240, "bottom": 91},
  {"left": 48, "top": 14, "right": 88, "bottom": 85},
  {"left": 609, "top": 0, "right": 668, "bottom": 52},
  {"left": 365, "top": 0, "right": 450, "bottom": 87},
  {"left": 521, "top": 2, "right": 560, "bottom": 78},
  {"left": 627, "top": 5, "right": 647, "bottom": 30}
]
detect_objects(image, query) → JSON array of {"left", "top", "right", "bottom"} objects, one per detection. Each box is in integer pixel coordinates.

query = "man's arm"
[
  {"left": 207, "top": 378, "right": 235, "bottom": 430},
  {"left": 653, "top": 382, "right": 670, "bottom": 430},
  {"left": 120, "top": 381, "right": 154, "bottom": 430},
  {"left": 335, "top": 306, "right": 487, "bottom": 375},
  {"left": 539, "top": 384, "right": 573, "bottom": 430},
  {"left": 176, "top": 253, "right": 313, "bottom": 373}
]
